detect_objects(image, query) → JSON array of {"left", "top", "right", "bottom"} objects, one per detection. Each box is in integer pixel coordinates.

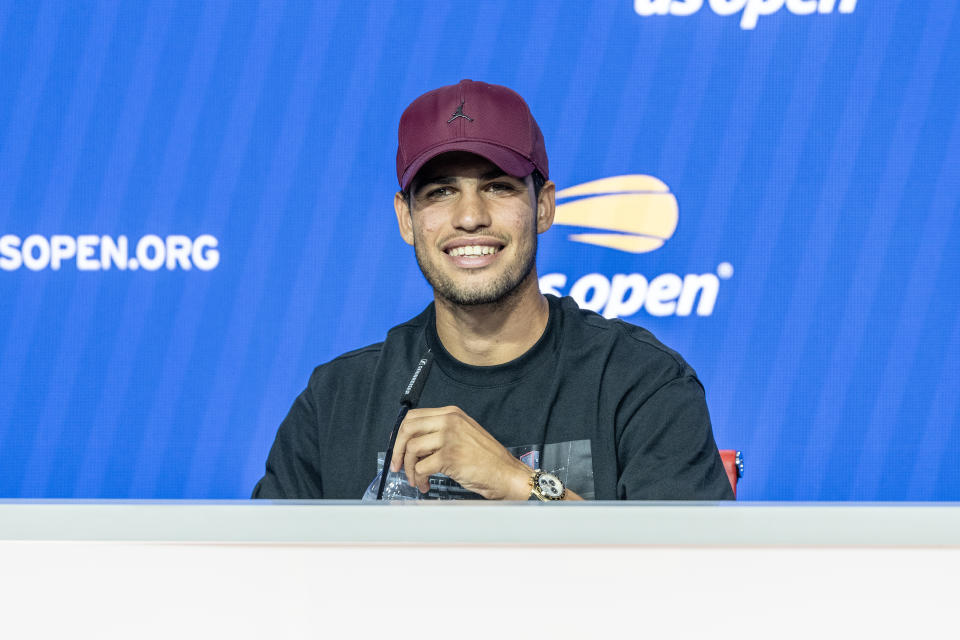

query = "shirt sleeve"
[
  {"left": 615, "top": 375, "right": 734, "bottom": 500},
  {"left": 251, "top": 369, "right": 324, "bottom": 499}
]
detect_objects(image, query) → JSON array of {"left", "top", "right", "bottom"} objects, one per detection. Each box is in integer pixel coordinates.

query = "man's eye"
[
  {"left": 427, "top": 187, "right": 452, "bottom": 198},
  {"left": 486, "top": 182, "right": 516, "bottom": 193}
]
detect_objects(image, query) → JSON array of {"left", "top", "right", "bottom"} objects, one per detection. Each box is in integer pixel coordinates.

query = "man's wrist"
[{"left": 506, "top": 461, "right": 535, "bottom": 500}]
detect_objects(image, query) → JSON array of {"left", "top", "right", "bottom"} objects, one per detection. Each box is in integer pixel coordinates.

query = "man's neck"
[{"left": 433, "top": 274, "right": 550, "bottom": 367}]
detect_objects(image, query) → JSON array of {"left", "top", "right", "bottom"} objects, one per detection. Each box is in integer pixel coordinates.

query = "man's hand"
[{"left": 388, "top": 406, "right": 533, "bottom": 500}]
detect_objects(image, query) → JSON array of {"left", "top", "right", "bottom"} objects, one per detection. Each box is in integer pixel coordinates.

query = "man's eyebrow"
[
  {"left": 413, "top": 169, "right": 514, "bottom": 194},
  {"left": 416, "top": 175, "right": 456, "bottom": 188},
  {"left": 480, "top": 169, "right": 508, "bottom": 180}
]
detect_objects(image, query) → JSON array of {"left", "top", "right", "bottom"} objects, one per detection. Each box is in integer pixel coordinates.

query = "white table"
[{"left": 2, "top": 501, "right": 958, "bottom": 639}]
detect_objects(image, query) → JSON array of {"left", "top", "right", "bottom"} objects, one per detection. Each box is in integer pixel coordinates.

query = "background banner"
[{"left": 1, "top": 0, "right": 957, "bottom": 499}]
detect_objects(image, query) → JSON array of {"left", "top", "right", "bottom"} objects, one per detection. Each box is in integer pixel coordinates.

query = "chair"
[{"left": 718, "top": 450, "right": 743, "bottom": 498}]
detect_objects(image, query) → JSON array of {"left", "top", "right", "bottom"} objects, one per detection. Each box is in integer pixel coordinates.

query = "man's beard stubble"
[{"left": 413, "top": 232, "right": 538, "bottom": 308}]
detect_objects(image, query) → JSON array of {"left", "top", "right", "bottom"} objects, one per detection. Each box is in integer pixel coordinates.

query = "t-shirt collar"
[{"left": 424, "top": 295, "right": 561, "bottom": 388}]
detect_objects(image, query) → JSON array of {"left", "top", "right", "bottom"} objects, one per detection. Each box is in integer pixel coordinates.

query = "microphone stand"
[{"left": 376, "top": 352, "right": 433, "bottom": 500}]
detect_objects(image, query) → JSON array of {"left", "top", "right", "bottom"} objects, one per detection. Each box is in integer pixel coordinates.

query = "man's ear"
[
  {"left": 394, "top": 191, "right": 415, "bottom": 246},
  {"left": 536, "top": 180, "right": 556, "bottom": 234}
]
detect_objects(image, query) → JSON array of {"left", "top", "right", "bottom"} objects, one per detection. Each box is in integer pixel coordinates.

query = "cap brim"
[{"left": 400, "top": 141, "right": 536, "bottom": 191}]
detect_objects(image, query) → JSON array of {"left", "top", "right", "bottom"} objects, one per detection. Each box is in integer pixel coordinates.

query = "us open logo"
[
  {"left": 539, "top": 175, "right": 732, "bottom": 319},
  {"left": 633, "top": 0, "right": 858, "bottom": 31},
  {"left": 0, "top": 234, "right": 220, "bottom": 272},
  {"left": 552, "top": 175, "right": 678, "bottom": 254}
]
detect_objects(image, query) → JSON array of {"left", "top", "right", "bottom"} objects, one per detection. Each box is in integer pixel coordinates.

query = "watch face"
[{"left": 536, "top": 472, "right": 564, "bottom": 499}]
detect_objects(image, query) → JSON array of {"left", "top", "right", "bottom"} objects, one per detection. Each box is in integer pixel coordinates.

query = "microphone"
[
  {"left": 376, "top": 352, "right": 434, "bottom": 500},
  {"left": 400, "top": 353, "right": 433, "bottom": 407}
]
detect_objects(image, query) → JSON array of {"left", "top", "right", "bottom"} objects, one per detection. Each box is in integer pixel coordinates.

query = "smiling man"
[{"left": 253, "top": 79, "right": 733, "bottom": 501}]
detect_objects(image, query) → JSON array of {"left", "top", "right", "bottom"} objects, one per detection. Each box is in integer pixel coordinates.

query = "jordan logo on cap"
[{"left": 447, "top": 101, "right": 473, "bottom": 123}]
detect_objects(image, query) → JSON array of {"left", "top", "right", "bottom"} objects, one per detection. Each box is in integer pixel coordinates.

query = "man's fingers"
[
  {"left": 403, "top": 432, "right": 443, "bottom": 493},
  {"left": 387, "top": 406, "right": 487, "bottom": 493},
  {"left": 402, "top": 440, "right": 420, "bottom": 491},
  {"left": 389, "top": 426, "right": 409, "bottom": 473},
  {"left": 402, "top": 445, "right": 418, "bottom": 491},
  {"left": 389, "top": 410, "right": 455, "bottom": 472},
  {"left": 389, "top": 414, "right": 429, "bottom": 472},
  {"left": 404, "top": 406, "right": 462, "bottom": 419},
  {"left": 414, "top": 455, "right": 444, "bottom": 492}
]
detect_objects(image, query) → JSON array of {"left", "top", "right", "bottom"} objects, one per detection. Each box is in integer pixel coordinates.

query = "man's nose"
[{"left": 452, "top": 189, "right": 491, "bottom": 231}]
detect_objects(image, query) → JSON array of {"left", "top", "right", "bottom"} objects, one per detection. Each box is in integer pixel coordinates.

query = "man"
[{"left": 253, "top": 79, "right": 733, "bottom": 501}]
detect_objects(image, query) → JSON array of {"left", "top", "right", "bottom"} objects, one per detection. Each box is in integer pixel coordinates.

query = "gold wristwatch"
[{"left": 528, "top": 468, "right": 565, "bottom": 501}]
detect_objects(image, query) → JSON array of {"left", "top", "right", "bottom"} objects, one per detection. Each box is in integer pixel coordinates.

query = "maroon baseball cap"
[{"left": 396, "top": 79, "right": 548, "bottom": 190}]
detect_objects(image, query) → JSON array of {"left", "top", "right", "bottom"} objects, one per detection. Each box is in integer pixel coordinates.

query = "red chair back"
[{"left": 718, "top": 450, "right": 743, "bottom": 498}]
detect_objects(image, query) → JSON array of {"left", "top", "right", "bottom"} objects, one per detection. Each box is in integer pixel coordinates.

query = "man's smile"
[
  {"left": 446, "top": 245, "right": 499, "bottom": 257},
  {"left": 441, "top": 236, "right": 505, "bottom": 268}
]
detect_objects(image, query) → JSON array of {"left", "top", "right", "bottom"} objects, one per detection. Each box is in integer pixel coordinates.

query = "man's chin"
[
  {"left": 416, "top": 248, "right": 537, "bottom": 308},
  {"left": 436, "top": 287, "right": 507, "bottom": 307},
  {"left": 433, "top": 270, "right": 537, "bottom": 308}
]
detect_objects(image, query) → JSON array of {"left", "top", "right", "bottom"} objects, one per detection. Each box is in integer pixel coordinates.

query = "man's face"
[{"left": 395, "top": 152, "right": 553, "bottom": 307}]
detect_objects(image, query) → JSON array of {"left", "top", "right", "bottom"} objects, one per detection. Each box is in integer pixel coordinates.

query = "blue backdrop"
[{"left": 1, "top": 0, "right": 958, "bottom": 500}]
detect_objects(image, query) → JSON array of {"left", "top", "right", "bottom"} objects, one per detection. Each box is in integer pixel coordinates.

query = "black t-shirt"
[{"left": 252, "top": 295, "right": 734, "bottom": 500}]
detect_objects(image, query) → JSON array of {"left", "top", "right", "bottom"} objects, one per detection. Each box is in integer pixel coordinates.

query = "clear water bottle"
[{"left": 361, "top": 455, "right": 423, "bottom": 502}]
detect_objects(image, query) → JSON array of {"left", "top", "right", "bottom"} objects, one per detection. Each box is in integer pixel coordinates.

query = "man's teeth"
[{"left": 448, "top": 245, "right": 499, "bottom": 257}]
